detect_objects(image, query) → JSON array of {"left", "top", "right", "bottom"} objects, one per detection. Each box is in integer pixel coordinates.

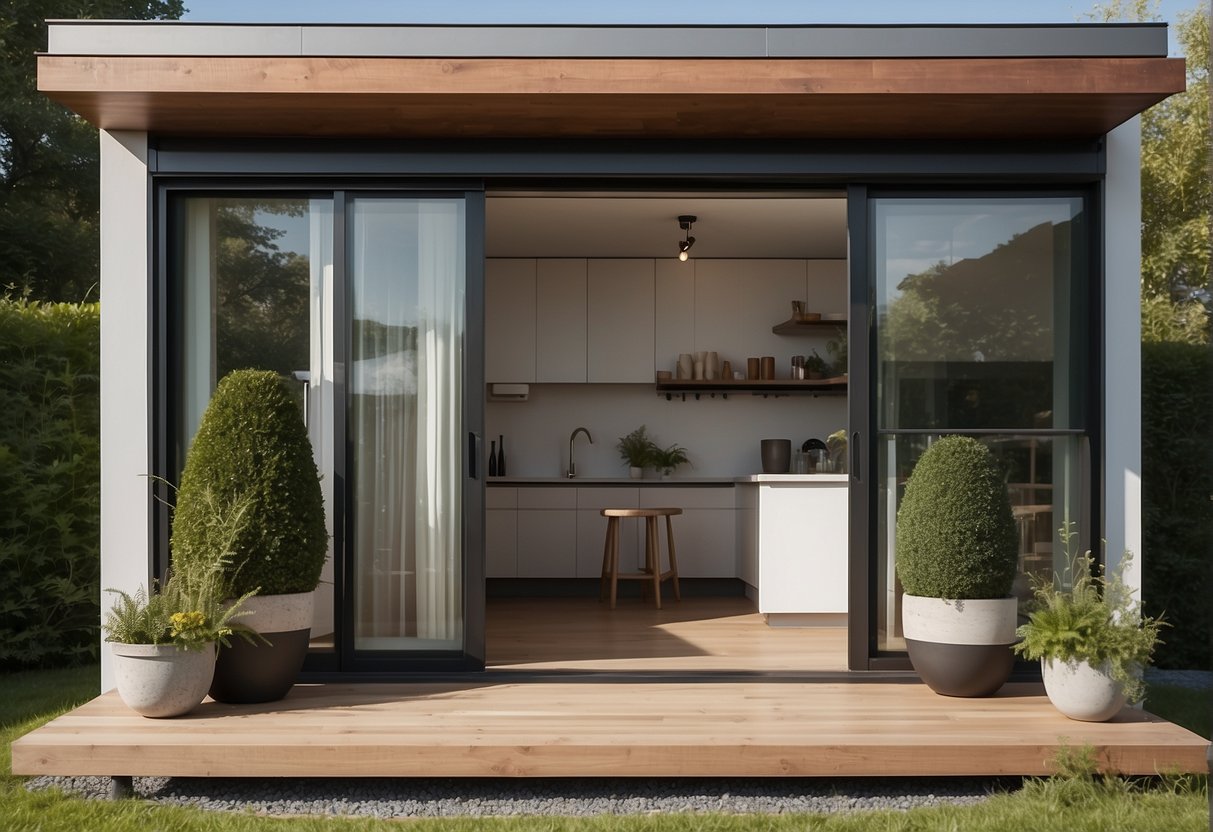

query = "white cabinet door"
[
  {"left": 638, "top": 487, "right": 736, "bottom": 578},
  {"left": 587, "top": 259, "right": 655, "bottom": 382},
  {"left": 574, "top": 487, "right": 640, "bottom": 577},
  {"left": 654, "top": 259, "right": 695, "bottom": 377},
  {"left": 516, "top": 509, "right": 577, "bottom": 577},
  {"left": 758, "top": 483, "right": 848, "bottom": 614},
  {"left": 695, "top": 259, "right": 808, "bottom": 377},
  {"left": 485, "top": 259, "right": 536, "bottom": 383},
  {"left": 536, "top": 259, "right": 587, "bottom": 383},
  {"left": 736, "top": 484, "right": 759, "bottom": 589},
  {"left": 486, "top": 509, "right": 518, "bottom": 578}
]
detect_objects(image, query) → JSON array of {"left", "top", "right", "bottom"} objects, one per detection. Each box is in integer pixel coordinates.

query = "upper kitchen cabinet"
[
  {"left": 587, "top": 259, "right": 656, "bottom": 383},
  {"left": 536, "top": 259, "right": 588, "bottom": 383},
  {"left": 654, "top": 259, "right": 695, "bottom": 375},
  {"left": 694, "top": 260, "right": 807, "bottom": 362},
  {"left": 486, "top": 259, "right": 536, "bottom": 383}
]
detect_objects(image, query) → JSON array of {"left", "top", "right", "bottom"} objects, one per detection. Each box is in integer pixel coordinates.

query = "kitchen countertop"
[
  {"left": 735, "top": 474, "right": 848, "bottom": 483},
  {"left": 487, "top": 475, "right": 847, "bottom": 485}
]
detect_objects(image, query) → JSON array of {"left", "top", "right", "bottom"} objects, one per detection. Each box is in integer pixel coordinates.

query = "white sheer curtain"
[{"left": 352, "top": 199, "right": 464, "bottom": 651}]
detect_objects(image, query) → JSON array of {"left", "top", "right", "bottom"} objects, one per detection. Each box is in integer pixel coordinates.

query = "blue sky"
[{"left": 180, "top": 0, "right": 1202, "bottom": 55}]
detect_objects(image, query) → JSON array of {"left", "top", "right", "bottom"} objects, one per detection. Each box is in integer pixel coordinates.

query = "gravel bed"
[{"left": 26, "top": 775, "right": 1022, "bottom": 817}]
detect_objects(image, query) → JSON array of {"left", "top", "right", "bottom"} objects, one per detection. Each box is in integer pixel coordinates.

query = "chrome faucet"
[{"left": 567, "top": 427, "right": 593, "bottom": 478}]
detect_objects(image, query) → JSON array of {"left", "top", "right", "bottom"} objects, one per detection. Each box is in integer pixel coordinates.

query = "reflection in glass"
[
  {"left": 869, "top": 196, "right": 1090, "bottom": 654},
  {"left": 350, "top": 198, "right": 465, "bottom": 652},
  {"left": 175, "top": 196, "right": 336, "bottom": 652}
]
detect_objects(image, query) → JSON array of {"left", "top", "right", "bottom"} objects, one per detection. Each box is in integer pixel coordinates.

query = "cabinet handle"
[
  {"left": 469, "top": 432, "right": 482, "bottom": 480},
  {"left": 851, "top": 432, "right": 860, "bottom": 482}
]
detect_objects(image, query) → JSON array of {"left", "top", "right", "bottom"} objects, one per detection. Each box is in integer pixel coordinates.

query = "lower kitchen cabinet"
[
  {"left": 486, "top": 509, "right": 518, "bottom": 578},
  {"left": 517, "top": 509, "right": 577, "bottom": 577},
  {"left": 639, "top": 487, "right": 736, "bottom": 578}
]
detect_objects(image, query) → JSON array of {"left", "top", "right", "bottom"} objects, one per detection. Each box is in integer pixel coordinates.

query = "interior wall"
[{"left": 486, "top": 384, "right": 846, "bottom": 478}]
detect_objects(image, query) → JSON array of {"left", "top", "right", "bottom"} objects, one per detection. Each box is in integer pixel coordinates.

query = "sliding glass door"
[
  {"left": 851, "top": 191, "right": 1094, "bottom": 667},
  {"left": 170, "top": 188, "right": 484, "bottom": 673}
]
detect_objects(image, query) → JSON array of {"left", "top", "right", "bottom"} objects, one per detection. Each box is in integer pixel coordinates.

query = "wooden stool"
[{"left": 599, "top": 508, "right": 682, "bottom": 609}]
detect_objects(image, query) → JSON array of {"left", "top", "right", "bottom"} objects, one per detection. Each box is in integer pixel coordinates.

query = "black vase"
[
  {"left": 496, "top": 435, "right": 506, "bottom": 476},
  {"left": 489, "top": 440, "right": 498, "bottom": 477}
]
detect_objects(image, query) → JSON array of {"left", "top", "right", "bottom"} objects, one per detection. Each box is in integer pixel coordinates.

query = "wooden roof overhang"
[{"left": 37, "top": 54, "right": 1185, "bottom": 140}]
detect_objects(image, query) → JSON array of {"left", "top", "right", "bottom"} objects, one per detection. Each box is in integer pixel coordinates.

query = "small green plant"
[
  {"left": 172, "top": 369, "right": 328, "bottom": 598},
  {"left": 650, "top": 443, "right": 691, "bottom": 475},
  {"left": 827, "top": 327, "right": 847, "bottom": 375},
  {"left": 895, "top": 435, "right": 1018, "bottom": 599},
  {"left": 803, "top": 349, "right": 827, "bottom": 375},
  {"left": 826, "top": 429, "right": 847, "bottom": 472},
  {"left": 617, "top": 425, "right": 657, "bottom": 469},
  {"left": 1014, "top": 524, "right": 1165, "bottom": 704}
]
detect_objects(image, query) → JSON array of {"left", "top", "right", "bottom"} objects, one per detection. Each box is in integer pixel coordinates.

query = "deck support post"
[{"left": 109, "top": 776, "right": 134, "bottom": 800}]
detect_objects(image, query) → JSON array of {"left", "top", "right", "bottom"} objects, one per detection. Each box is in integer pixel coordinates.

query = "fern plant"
[
  {"left": 651, "top": 443, "right": 691, "bottom": 475},
  {"left": 1013, "top": 524, "right": 1165, "bottom": 703},
  {"left": 617, "top": 426, "right": 657, "bottom": 469}
]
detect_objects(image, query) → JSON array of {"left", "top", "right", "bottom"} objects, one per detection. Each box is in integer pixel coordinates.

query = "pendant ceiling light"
[{"left": 677, "top": 215, "right": 697, "bottom": 262}]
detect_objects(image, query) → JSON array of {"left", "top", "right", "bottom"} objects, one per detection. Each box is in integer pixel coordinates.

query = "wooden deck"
[{"left": 12, "top": 597, "right": 1208, "bottom": 779}]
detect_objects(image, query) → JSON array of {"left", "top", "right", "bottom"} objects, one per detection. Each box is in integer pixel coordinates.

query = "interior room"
[{"left": 480, "top": 190, "right": 852, "bottom": 672}]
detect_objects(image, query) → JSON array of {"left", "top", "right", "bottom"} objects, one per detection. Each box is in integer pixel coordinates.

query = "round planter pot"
[
  {"left": 210, "top": 591, "right": 313, "bottom": 705},
  {"left": 902, "top": 594, "right": 1017, "bottom": 698},
  {"left": 629, "top": 466, "right": 644, "bottom": 479},
  {"left": 1041, "top": 658, "right": 1128, "bottom": 722},
  {"left": 111, "top": 642, "right": 216, "bottom": 718}
]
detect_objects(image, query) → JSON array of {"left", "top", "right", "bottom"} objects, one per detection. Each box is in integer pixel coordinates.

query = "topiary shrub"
[
  {"left": 171, "top": 369, "right": 327, "bottom": 597},
  {"left": 896, "top": 435, "right": 1018, "bottom": 599}
]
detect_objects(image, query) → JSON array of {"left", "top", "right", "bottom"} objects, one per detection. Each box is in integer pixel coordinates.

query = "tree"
[{"left": 0, "top": 1, "right": 184, "bottom": 302}]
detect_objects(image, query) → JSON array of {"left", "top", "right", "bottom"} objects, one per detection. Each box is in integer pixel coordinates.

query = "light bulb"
[{"left": 679, "top": 249, "right": 689, "bottom": 262}]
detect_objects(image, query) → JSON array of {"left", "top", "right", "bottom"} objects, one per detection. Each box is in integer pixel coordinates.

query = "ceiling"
[{"left": 485, "top": 195, "right": 847, "bottom": 259}]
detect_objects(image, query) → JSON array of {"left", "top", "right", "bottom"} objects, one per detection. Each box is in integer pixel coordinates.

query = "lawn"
[{"left": 2, "top": 666, "right": 1208, "bottom": 832}]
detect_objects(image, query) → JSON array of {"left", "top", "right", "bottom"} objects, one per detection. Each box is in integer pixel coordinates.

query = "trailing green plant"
[
  {"left": 1014, "top": 524, "right": 1165, "bottom": 704},
  {"left": 650, "top": 443, "right": 691, "bottom": 475},
  {"left": 826, "top": 328, "right": 847, "bottom": 375},
  {"left": 616, "top": 425, "right": 657, "bottom": 469},
  {"left": 895, "top": 435, "right": 1019, "bottom": 599},
  {"left": 0, "top": 297, "right": 100, "bottom": 670},
  {"left": 171, "top": 369, "right": 327, "bottom": 598}
]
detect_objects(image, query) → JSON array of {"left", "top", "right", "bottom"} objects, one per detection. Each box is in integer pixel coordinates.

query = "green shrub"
[
  {"left": 1141, "top": 341, "right": 1212, "bottom": 669},
  {"left": 895, "top": 435, "right": 1019, "bottom": 599},
  {"left": 171, "top": 369, "right": 327, "bottom": 597},
  {"left": 0, "top": 298, "right": 100, "bottom": 670}
]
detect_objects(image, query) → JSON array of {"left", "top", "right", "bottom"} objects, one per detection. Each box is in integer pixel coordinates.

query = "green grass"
[
  {"left": 1, "top": 666, "right": 1208, "bottom": 832},
  {"left": 1147, "top": 683, "right": 1212, "bottom": 739}
]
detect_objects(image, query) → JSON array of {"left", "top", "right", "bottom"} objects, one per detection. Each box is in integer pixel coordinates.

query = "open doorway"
[{"left": 481, "top": 190, "right": 851, "bottom": 673}]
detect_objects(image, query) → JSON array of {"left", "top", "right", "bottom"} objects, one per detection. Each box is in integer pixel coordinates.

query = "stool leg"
[
  {"left": 608, "top": 517, "right": 620, "bottom": 610},
  {"left": 599, "top": 516, "right": 613, "bottom": 603},
  {"left": 647, "top": 516, "right": 662, "bottom": 609},
  {"left": 665, "top": 514, "right": 681, "bottom": 602}
]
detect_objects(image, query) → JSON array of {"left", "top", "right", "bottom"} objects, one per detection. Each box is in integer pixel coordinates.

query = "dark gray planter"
[
  {"left": 209, "top": 592, "right": 313, "bottom": 705},
  {"left": 901, "top": 594, "right": 1017, "bottom": 698},
  {"left": 760, "top": 439, "right": 791, "bottom": 474}
]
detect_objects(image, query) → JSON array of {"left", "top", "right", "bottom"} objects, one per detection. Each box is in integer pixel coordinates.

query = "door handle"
[
  {"left": 851, "top": 432, "right": 860, "bottom": 482},
  {"left": 469, "top": 432, "right": 482, "bottom": 480}
]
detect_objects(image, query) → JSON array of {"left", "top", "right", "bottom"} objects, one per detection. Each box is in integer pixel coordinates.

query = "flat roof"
[{"left": 44, "top": 21, "right": 1170, "bottom": 59}]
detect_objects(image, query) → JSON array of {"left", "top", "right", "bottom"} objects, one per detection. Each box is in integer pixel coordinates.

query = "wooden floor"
[
  {"left": 486, "top": 596, "right": 848, "bottom": 673},
  {"left": 13, "top": 596, "right": 1208, "bottom": 779}
]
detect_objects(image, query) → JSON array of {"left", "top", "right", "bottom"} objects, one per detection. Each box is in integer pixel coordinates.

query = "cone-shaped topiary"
[
  {"left": 172, "top": 369, "right": 327, "bottom": 597},
  {"left": 895, "top": 435, "right": 1018, "bottom": 599}
]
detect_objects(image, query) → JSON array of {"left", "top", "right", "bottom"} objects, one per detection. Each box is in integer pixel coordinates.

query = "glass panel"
[
  {"left": 874, "top": 197, "right": 1085, "bottom": 431},
  {"left": 875, "top": 433, "right": 1085, "bottom": 652},
  {"left": 349, "top": 197, "right": 466, "bottom": 652},
  {"left": 176, "top": 196, "right": 336, "bottom": 653}
]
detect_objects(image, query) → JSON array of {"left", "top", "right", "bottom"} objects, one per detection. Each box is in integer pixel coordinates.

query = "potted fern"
[
  {"left": 172, "top": 369, "right": 328, "bottom": 704},
  {"left": 651, "top": 443, "right": 691, "bottom": 479},
  {"left": 105, "top": 492, "right": 257, "bottom": 718},
  {"left": 618, "top": 426, "right": 657, "bottom": 478},
  {"left": 896, "top": 435, "right": 1020, "bottom": 697},
  {"left": 1014, "top": 524, "right": 1164, "bottom": 721}
]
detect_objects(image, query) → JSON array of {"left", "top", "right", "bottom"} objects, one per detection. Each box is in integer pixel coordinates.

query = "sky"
[{"left": 179, "top": 0, "right": 1203, "bottom": 55}]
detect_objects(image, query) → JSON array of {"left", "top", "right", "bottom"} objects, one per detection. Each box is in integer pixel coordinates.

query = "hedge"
[
  {"left": 1141, "top": 341, "right": 1213, "bottom": 669},
  {"left": 0, "top": 298, "right": 100, "bottom": 670}
]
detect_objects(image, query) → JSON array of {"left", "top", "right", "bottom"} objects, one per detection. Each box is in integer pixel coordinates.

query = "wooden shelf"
[
  {"left": 772, "top": 318, "right": 847, "bottom": 335},
  {"left": 656, "top": 378, "right": 847, "bottom": 399}
]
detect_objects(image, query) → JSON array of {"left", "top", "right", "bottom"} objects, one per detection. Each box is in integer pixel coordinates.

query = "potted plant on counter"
[
  {"left": 105, "top": 495, "right": 257, "bottom": 718},
  {"left": 172, "top": 369, "right": 329, "bottom": 704},
  {"left": 618, "top": 425, "right": 656, "bottom": 478},
  {"left": 651, "top": 443, "right": 691, "bottom": 479},
  {"left": 1014, "top": 524, "right": 1165, "bottom": 721},
  {"left": 803, "top": 350, "right": 827, "bottom": 380},
  {"left": 896, "top": 435, "right": 1020, "bottom": 697}
]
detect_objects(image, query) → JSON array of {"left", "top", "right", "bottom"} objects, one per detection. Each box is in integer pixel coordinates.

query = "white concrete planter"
[
  {"left": 902, "top": 594, "right": 1018, "bottom": 697},
  {"left": 629, "top": 466, "right": 644, "bottom": 479},
  {"left": 110, "top": 642, "right": 216, "bottom": 718},
  {"left": 1041, "top": 658, "right": 1128, "bottom": 722}
]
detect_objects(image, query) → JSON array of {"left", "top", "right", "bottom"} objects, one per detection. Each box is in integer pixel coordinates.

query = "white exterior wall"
[
  {"left": 99, "top": 130, "right": 151, "bottom": 692},
  {"left": 1103, "top": 116, "right": 1143, "bottom": 597}
]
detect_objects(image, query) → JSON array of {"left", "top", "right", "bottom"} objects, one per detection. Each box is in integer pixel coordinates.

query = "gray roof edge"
[{"left": 43, "top": 21, "right": 1170, "bottom": 59}]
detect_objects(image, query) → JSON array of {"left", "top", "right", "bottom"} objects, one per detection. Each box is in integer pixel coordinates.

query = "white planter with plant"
[
  {"left": 651, "top": 443, "right": 691, "bottom": 479},
  {"left": 1014, "top": 526, "right": 1164, "bottom": 722},
  {"left": 896, "top": 435, "right": 1020, "bottom": 698},
  {"left": 617, "top": 426, "right": 656, "bottom": 479}
]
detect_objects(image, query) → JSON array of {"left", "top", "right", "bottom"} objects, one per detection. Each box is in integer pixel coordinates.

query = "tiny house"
[{"left": 36, "top": 20, "right": 1185, "bottom": 690}]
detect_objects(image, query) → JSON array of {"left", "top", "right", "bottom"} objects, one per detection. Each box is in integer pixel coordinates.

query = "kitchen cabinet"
[
  {"left": 515, "top": 487, "right": 577, "bottom": 578},
  {"left": 574, "top": 487, "right": 641, "bottom": 578},
  {"left": 693, "top": 259, "right": 807, "bottom": 366},
  {"left": 536, "top": 259, "right": 587, "bottom": 382},
  {"left": 587, "top": 259, "right": 655, "bottom": 382},
  {"left": 638, "top": 487, "right": 736, "bottom": 577},
  {"left": 654, "top": 259, "right": 695, "bottom": 376},
  {"left": 486, "top": 487, "right": 519, "bottom": 578},
  {"left": 485, "top": 259, "right": 536, "bottom": 383}
]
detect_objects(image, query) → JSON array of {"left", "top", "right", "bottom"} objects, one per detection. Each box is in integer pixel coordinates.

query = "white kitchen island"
[{"left": 735, "top": 474, "right": 849, "bottom": 625}]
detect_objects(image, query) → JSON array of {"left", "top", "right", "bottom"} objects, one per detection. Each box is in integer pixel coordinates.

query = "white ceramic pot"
[
  {"left": 629, "top": 466, "right": 644, "bottom": 479},
  {"left": 1041, "top": 658, "right": 1128, "bottom": 722},
  {"left": 111, "top": 642, "right": 216, "bottom": 718}
]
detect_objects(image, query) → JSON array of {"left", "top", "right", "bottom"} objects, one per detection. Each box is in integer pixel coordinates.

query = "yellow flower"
[{"left": 170, "top": 610, "right": 207, "bottom": 637}]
